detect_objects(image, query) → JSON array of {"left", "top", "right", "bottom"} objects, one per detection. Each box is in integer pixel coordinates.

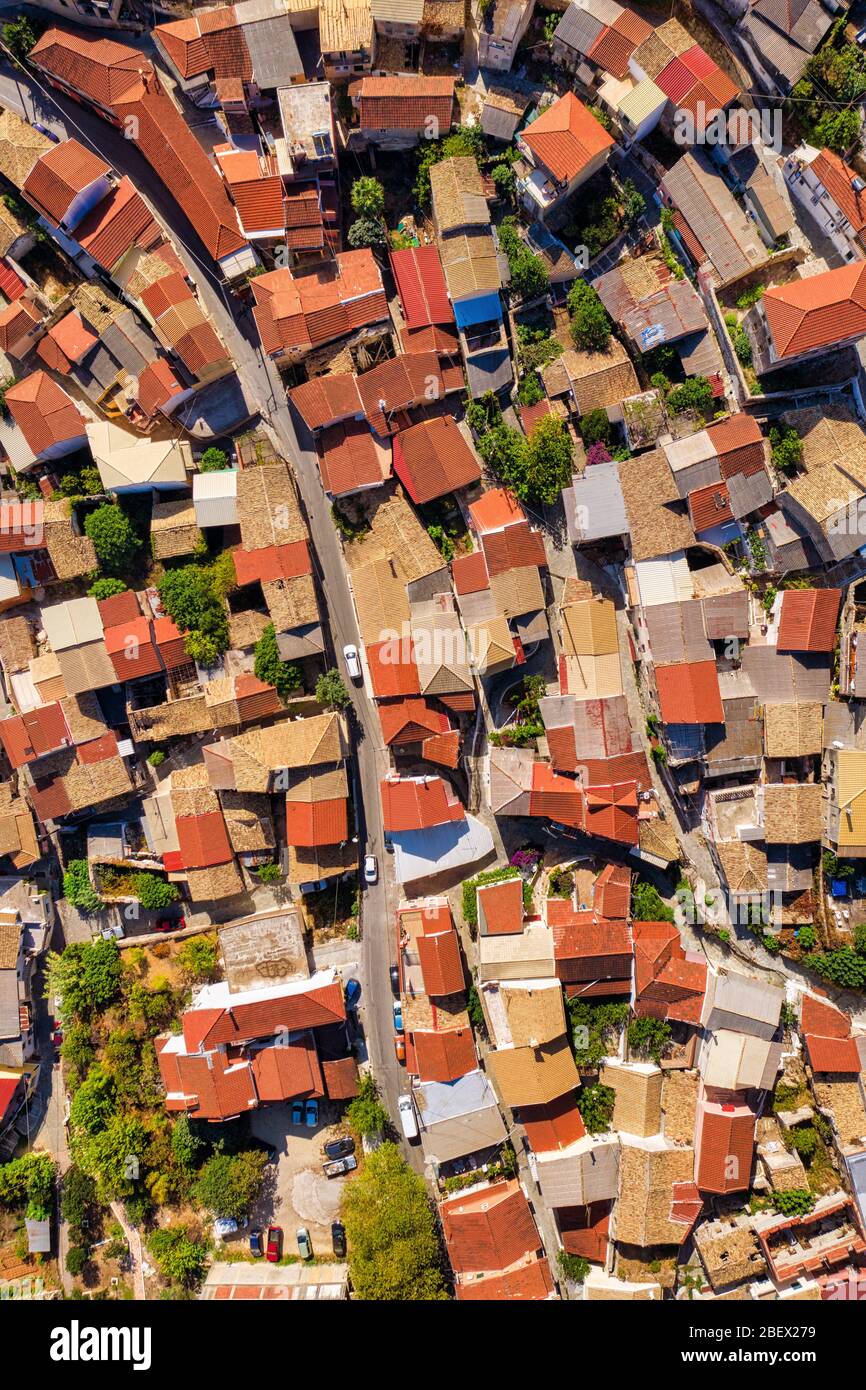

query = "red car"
[
  {"left": 155, "top": 916, "right": 185, "bottom": 933},
  {"left": 266, "top": 1225, "right": 283, "bottom": 1262}
]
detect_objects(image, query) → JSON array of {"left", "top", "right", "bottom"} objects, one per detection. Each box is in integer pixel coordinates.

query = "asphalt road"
[{"left": 0, "top": 63, "right": 419, "bottom": 1169}]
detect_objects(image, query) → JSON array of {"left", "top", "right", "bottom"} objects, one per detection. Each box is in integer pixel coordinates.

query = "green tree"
[
  {"left": 810, "top": 947, "right": 866, "bottom": 990},
  {"left": 632, "top": 880, "right": 674, "bottom": 923},
  {"left": 69, "top": 1064, "right": 117, "bottom": 1136},
  {"left": 523, "top": 414, "right": 575, "bottom": 503},
  {"left": 257, "top": 862, "right": 282, "bottom": 884},
  {"left": 557, "top": 1250, "right": 590, "bottom": 1283},
  {"left": 347, "top": 1073, "right": 389, "bottom": 1137},
  {"left": 199, "top": 447, "right": 229, "bottom": 472},
  {"left": 855, "top": 923, "right": 866, "bottom": 955},
  {"left": 769, "top": 425, "right": 803, "bottom": 473},
  {"left": 1, "top": 18, "right": 40, "bottom": 64},
  {"left": 61, "top": 1166, "right": 98, "bottom": 1235},
  {"left": 62, "top": 860, "right": 101, "bottom": 914},
  {"left": 0, "top": 1152, "right": 54, "bottom": 1214},
  {"left": 147, "top": 1226, "right": 208, "bottom": 1288},
  {"left": 491, "top": 161, "right": 515, "bottom": 202},
  {"left": 667, "top": 376, "right": 713, "bottom": 415},
  {"left": 74, "top": 1114, "right": 148, "bottom": 1201},
  {"left": 498, "top": 218, "right": 549, "bottom": 301},
  {"left": 342, "top": 1143, "right": 448, "bottom": 1300},
  {"left": 148, "top": 749, "right": 166, "bottom": 768},
  {"left": 772, "top": 1188, "right": 815, "bottom": 1217},
  {"left": 157, "top": 565, "right": 229, "bottom": 655},
  {"left": 628, "top": 1016, "right": 672, "bottom": 1063},
  {"left": 177, "top": 934, "right": 219, "bottom": 981},
  {"left": 348, "top": 216, "right": 388, "bottom": 250},
  {"left": 351, "top": 176, "right": 385, "bottom": 220},
  {"left": 621, "top": 178, "right": 645, "bottom": 227},
  {"left": 316, "top": 668, "right": 351, "bottom": 710},
  {"left": 171, "top": 1115, "right": 204, "bottom": 1171},
  {"left": 580, "top": 409, "right": 611, "bottom": 445},
  {"left": 254, "top": 622, "right": 302, "bottom": 701},
  {"left": 184, "top": 631, "right": 221, "bottom": 666},
  {"left": 133, "top": 873, "right": 179, "bottom": 911},
  {"left": 797, "top": 925, "right": 817, "bottom": 951},
  {"left": 576, "top": 1083, "right": 616, "bottom": 1134},
  {"left": 88, "top": 577, "right": 127, "bottom": 600},
  {"left": 567, "top": 280, "right": 611, "bottom": 352},
  {"left": 787, "top": 1125, "right": 818, "bottom": 1163},
  {"left": 414, "top": 127, "right": 486, "bottom": 206},
  {"left": 84, "top": 503, "right": 141, "bottom": 576},
  {"left": 66, "top": 1246, "right": 90, "bottom": 1277},
  {"left": 61, "top": 1022, "right": 96, "bottom": 1074},
  {"left": 193, "top": 1150, "right": 267, "bottom": 1221},
  {"left": 46, "top": 938, "right": 122, "bottom": 1022}
]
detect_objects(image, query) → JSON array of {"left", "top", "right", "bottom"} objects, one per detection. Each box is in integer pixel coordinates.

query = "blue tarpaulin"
[{"left": 453, "top": 293, "right": 502, "bottom": 330}]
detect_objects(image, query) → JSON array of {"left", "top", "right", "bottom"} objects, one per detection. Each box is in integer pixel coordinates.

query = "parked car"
[
  {"left": 155, "top": 916, "right": 185, "bottom": 933},
  {"left": 857, "top": 25, "right": 866, "bottom": 44},
  {"left": 33, "top": 123, "right": 59, "bottom": 141},
  {"left": 343, "top": 644, "right": 361, "bottom": 681},
  {"left": 344, "top": 978, "right": 361, "bottom": 1007},
  {"left": 397, "top": 1093, "right": 419, "bottom": 1142},
  {"left": 296, "top": 1227, "right": 313, "bottom": 1260},
  {"left": 305, "top": 1098, "right": 319, "bottom": 1128},
  {"left": 394, "top": 1033, "right": 406, "bottom": 1064},
  {"left": 324, "top": 1137, "right": 355, "bottom": 1161},
  {"left": 249, "top": 1228, "right": 263, "bottom": 1258},
  {"left": 331, "top": 1221, "right": 347, "bottom": 1258},
  {"left": 393, "top": 999, "right": 403, "bottom": 1033},
  {"left": 266, "top": 1225, "right": 282, "bottom": 1262},
  {"left": 291, "top": 1100, "right": 303, "bottom": 1126},
  {"left": 389, "top": 963, "right": 400, "bottom": 996},
  {"left": 363, "top": 854, "right": 377, "bottom": 884},
  {"left": 323, "top": 1154, "right": 357, "bottom": 1178}
]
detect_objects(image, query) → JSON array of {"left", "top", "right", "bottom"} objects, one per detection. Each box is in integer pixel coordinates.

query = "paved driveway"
[{"left": 250, "top": 1102, "right": 353, "bottom": 1257}]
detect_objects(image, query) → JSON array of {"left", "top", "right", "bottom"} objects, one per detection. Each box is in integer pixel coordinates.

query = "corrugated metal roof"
[{"left": 193, "top": 469, "right": 239, "bottom": 528}]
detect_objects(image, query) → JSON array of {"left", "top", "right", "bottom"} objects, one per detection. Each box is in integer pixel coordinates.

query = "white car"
[
  {"left": 364, "top": 853, "right": 378, "bottom": 884},
  {"left": 343, "top": 644, "right": 361, "bottom": 681},
  {"left": 397, "top": 1093, "right": 418, "bottom": 1142}
]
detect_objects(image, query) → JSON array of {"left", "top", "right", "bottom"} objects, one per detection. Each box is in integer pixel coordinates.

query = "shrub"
[
  {"left": 797, "top": 925, "right": 817, "bottom": 950},
  {"left": 769, "top": 425, "right": 803, "bottom": 473},
  {"left": 45, "top": 938, "right": 122, "bottom": 1023},
  {"left": 66, "top": 1246, "right": 90, "bottom": 1277},
  {"left": 158, "top": 565, "right": 229, "bottom": 656},
  {"left": 498, "top": 217, "right": 549, "bottom": 301},
  {"left": 84, "top": 504, "right": 141, "bottom": 576},
  {"left": 580, "top": 409, "right": 611, "bottom": 446},
  {"left": 517, "top": 371, "right": 543, "bottom": 406},
  {"left": 787, "top": 1126, "right": 819, "bottom": 1163},
  {"left": 628, "top": 1016, "right": 672, "bottom": 1063},
  {"left": 632, "top": 880, "right": 674, "bottom": 923},
  {"left": 772, "top": 1188, "right": 815, "bottom": 1217},
  {"left": 350, "top": 176, "right": 385, "bottom": 220},
  {"left": 254, "top": 623, "right": 301, "bottom": 702},
  {"left": 810, "top": 947, "right": 866, "bottom": 990},
  {"left": 199, "top": 447, "right": 229, "bottom": 472},
  {"left": 178, "top": 936, "right": 219, "bottom": 981},
  {"left": 184, "top": 631, "right": 221, "bottom": 667},
  {"left": 257, "top": 862, "right": 282, "bottom": 884},
  {"left": 147, "top": 1226, "right": 208, "bottom": 1288},
  {"left": 193, "top": 1150, "right": 267, "bottom": 1221},
  {"left": 557, "top": 1251, "right": 590, "bottom": 1283},
  {"left": 348, "top": 216, "right": 387, "bottom": 250},
  {"left": 576, "top": 1083, "right": 616, "bottom": 1133},
  {"left": 567, "top": 280, "right": 610, "bottom": 352},
  {"left": 147, "top": 750, "right": 166, "bottom": 768},
  {"left": 63, "top": 860, "right": 101, "bottom": 914},
  {"left": 667, "top": 376, "right": 713, "bottom": 415},
  {"left": 347, "top": 1074, "right": 389, "bottom": 1137},
  {"left": 316, "top": 668, "right": 351, "bottom": 710},
  {"left": 88, "top": 577, "right": 126, "bottom": 600},
  {"left": 70, "top": 1064, "right": 116, "bottom": 1136},
  {"left": 133, "top": 874, "right": 179, "bottom": 911}
]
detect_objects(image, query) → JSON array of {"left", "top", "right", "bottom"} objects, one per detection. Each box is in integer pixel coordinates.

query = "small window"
[{"left": 312, "top": 131, "right": 331, "bottom": 157}]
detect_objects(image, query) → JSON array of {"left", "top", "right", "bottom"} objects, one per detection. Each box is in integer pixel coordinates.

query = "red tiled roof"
[
  {"left": 235, "top": 673, "right": 281, "bottom": 725},
  {"left": 134, "top": 358, "right": 183, "bottom": 418},
  {"left": 380, "top": 775, "right": 465, "bottom": 832},
  {"left": 356, "top": 351, "right": 455, "bottom": 437},
  {"left": 611, "top": 8, "right": 653, "bottom": 43},
  {"left": 0, "top": 256, "right": 25, "bottom": 301},
  {"left": 35, "top": 311, "right": 98, "bottom": 374},
  {"left": 103, "top": 616, "right": 163, "bottom": 681},
  {"left": 251, "top": 1033, "right": 323, "bottom": 1101},
  {"left": 318, "top": 419, "right": 388, "bottom": 497},
  {"left": 688, "top": 480, "right": 733, "bottom": 534},
  {"left": 378, "top": 697, "right": 448, "bottom": 745},
  {"left": 392, "top": 416, "right": 481, "bottom": 505},
  {"left": 0, "top": 499, "right": 44, "bottom": 552},
  {"left": 322, "top": 1056, "right": 359, "bottom": 1100},
  {"left": 583, "top": 780, "right": 639, "bottom": 845},
  {"left": 655, "top": 659, "right": 723, "bottom": 724},
  {"left": 400, "top": 323, "right": 460, "bottom": 356},
  {"left": 176, "top": 809, "right": 233, "bottom": 869},
  {"left": 232, "top": 540, "right": 311, "bottom": 587},
  {"left": 22, "top": 139, "right": 110, "bottom": 225},
  {"left": 31, "top": 27, "right": 148, "bottom": 106},
  {"left": 655, "top": 56, "right": 694, "bottom": 105},
  {"left": 441, "top": 1180, "right": 543, "bottom": 1274},
  {"left": 154, "top": 16, "right": 211, "bottom": 78},
  {"left": 97, "top": 589, "right": 141, "bottom": 628},
  {"left": 481, "top": 520, "right": 547, "bottom": 577},
  {"left": 358, "top": 76, "right": 455, "bottom": 132},
  {"left": 422, "top": 729, "right": 461, "bottom": 768},
  {"left": 776, "top": 588, "right": 841, "bottom": 653},
  {"left": 153, "top": 616, "right": 189, "bottom": 670},
  {"left": 520, "top": 399, "right": 552, "bottom": 436},
  {"left": 75, "top": 175, "right": 161, "bottom": 271},
  {"left": 520, "top": 1093, "right": 585, "bottom": 1153},
  {"left": 183, "top": 979, "right": 345, "bottom": 1051},
  {"left": 157, "top": 1039, "right": 257, "bottom": 1120},
  {"left": 288, "top": 374, "right": 363, "bottom": 432},
  {"left": 593, "top": 862, "right": 630, "bottom": 920},
  {"left": 252, "top": 252, "right": 387, "bottom": 355},
  {"left": 696, "top": 1100, "right": 755, "bottom": 1194},
  {"left": 455, "top": 1256, "right": 554, "bottom": 1301},
  {"left": 285, "top": 796, "right": 348, "bottom": 847},
  {"left": 477, "top": 876, "right": 524, "bottom": 935},
  {"left": 411, "top": 1026, "right": 477, "bottom": 1083},
  {"left": 77, "top": 732, "right": 119, "bottom": 764},
  {"left": 804, "top": 1033, "right": 861, "bottom": 1073},
  {"left": 0, "top": 299, "right": 41, "bottom": 353},
  {"left": 529, "top": 762, "right": 584, "bottom": 828},
  {"left": 763, "top": 262, "right": 866, "bottom": 359},
  {"left": 800, "top": 993, "right": 850, "bottom": 1039},
  {"left": 521, "top": 91, "right": 614, "bottom": 184},
  {"left": 451, "top": 550, "right": 490, "bottom": 596},
  {"left": 140, "top": 270, "right": 193, "bottom": 319},
  {"left": 550, "top": 907, "right": 631, "bottom": 963},
  {"left": 559, "top": 1201, "right": 610, "bottom": 1262},
  {"left": 230, "top": 173, "right": 285, "bottom": 236},
  {"left": 0, "top": 703, "right": 70, "bottom": 768},
  {"left": 417, "top": 925, "right": 464, "bottom": 995},
  {"left": 587, "top": 25, "right": 637, "bottom": 80},
  {"left": 390, "top": 243, "right": 454, "bottom": 329},
  {"left": 812, "top": 147, "right": 866, "bottom": 234},
  {"left": 707, "top": 412, "right": 767, "bottom": 480},
  {"left": 5, "top": 371, "right": 85, "bottom": 457},
  {"left": 367, "top": 639, "right": 421, "bottom": 698}
]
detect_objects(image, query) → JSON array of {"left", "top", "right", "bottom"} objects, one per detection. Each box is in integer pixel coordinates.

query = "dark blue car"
[
  {"left": 344, "top": 978, "right": 361, "bottom": 1007},
  {"left": 249, "top": 1228, "right": 263, "bottom": 1258}
]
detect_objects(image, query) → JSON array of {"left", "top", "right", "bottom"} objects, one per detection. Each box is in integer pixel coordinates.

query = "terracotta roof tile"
[
  {"left": 776, "top": 588, "right": 840, "bottom": 652},
  {"left": 477, "top": 876, "right": 524, "bottom": 935},
  {"left": 390, "top": 243, "right": 453, "bottom": 328},
  {"left": 411, "top": 1026, "right": 477, "bottom": 1083},
  {"left": 655, "top": 659, "right": 724, "bottom": 724},
  {"left": 318, "top": 419, "right": 388, "bottom": 496},
  {"left": 696, "top": 1101, "right": 755, "bottom": 1194},
  {"left": 367, "top": 638, "right": 421, "bottom": 698},
  {"left": 441, "top": 1180, "right": 543, "bottom": 1274},
  {"left": 182, "top": 979, "right": 345, "bottom": 1051},
  {"left": 378, "top": 697, "right": 448, "bottom": 745},
  {"left": 358, "top": 76, "right": 455, "bottom": 133},
  {"left": 800, "top": 993, "right": 850, "bottom": 1039},
  {"left": 392, "top": 416, "right": 481, "bottom": 504},
  {"left": 688, "top": 480, "right": 733, "bottom": 533},
  {"left": 811, "top": 147, "right": 866, "bottom": 234},
  {"left": 380, "top": 775, "right": 464, "bottom": 831},
  {"left": 22, "top": 139, "right": 110, "bottom": 225},
  {"left": 451, "top": 550, "right": 490, "bottom": 595},
  {"left": 804, "top": 1034, "right": 861, "bottom": 1073},
  {"left": 176, "top": 809, "right": 233, "bottom": 869},
  {"left": 455, "top": 1256, "right": 554, "bottom": 1300},
  {"left": 0, "top": 703, "right": 70, "bottom": 768},
  {"left": 285, "top": 796, "right": 348, "bottom": 847},
  {"left": 5, "top": 371, "right": 85, "bottom": 457},
  {"left": 417, "top": 925, "right": 464, "bottom": 995},
  {"left": 35, "top": 311, "right": 98, "bottom": 374},
  {"left": 75, "top": 176, "right": 161, "bottom": 272},
  {"left": 521, "top": 91, "right": 614, "bottom": 183},
  {"left": 763, "top": 263, "right": 866, "bottom": 359}
]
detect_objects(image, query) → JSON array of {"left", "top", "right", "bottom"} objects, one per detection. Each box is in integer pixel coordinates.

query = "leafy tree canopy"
[
  {"left": 253, "top": 622, "right": 302, "bottom": 701},
  {"left": 192, "top": 1150, "right": 267, "bottom": 1221},
  {"left": 351, "top": 176, "right": 385, "bottom": 220},
  {"left": 342, "top": 1143, "right": 448, "bottom": 1300},
  {"left": 199, "top": 447, "right": 229, "bottom": 472},
  {"left": 69, "top": 1063, "right": 117, "bottom": 1137},
  {"left": 88, "top": 577, "right": 127, "bottom": 600},
  {"left": 567, "top": 279, "right": 611, "bottom": 352},
  {"left": 316, "top": 668, "right": 351, "bottom": 710},
  {"left": 147, "top": 1225, "right": 208, "bottom": 1288},
  {"left": 63, "top": 859, "right": 101, "bottom": 915},
  {"left": 84, "top": 503, "right": 141, "bottom": 577},
  {"left": 46, "top": 937, "right": 122, "bottom": 1022}
]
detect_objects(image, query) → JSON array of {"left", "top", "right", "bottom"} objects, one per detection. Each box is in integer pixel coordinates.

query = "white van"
[{"left": 397, "top": 1093, "right": 418, "bottom": 1142}]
